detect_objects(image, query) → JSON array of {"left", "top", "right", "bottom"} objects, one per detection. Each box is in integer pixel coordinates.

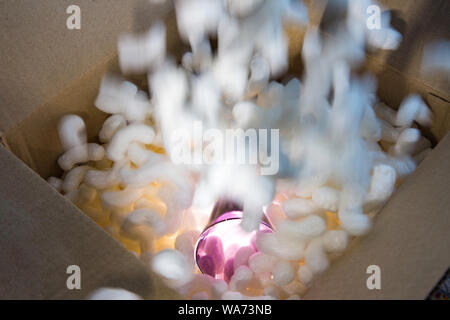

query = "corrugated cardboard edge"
[
  {"left": 0, "top": 145, "right": 179, "bottom": 299},
  {"left": 304, "top": 133, "right": 450, "bottom": 300}
]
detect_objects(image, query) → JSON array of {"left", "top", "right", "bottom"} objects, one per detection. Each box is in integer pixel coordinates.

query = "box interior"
[{"left": 0, "top": 0, "right": 449, "bottom": 299}]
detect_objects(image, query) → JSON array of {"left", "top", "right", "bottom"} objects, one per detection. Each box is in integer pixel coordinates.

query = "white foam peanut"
[
  {"left": 99, "top": 114, "right": 127, "bottom": 143},
  {"left": 88, "top": 287, "right": 142, "bottom": 300},
  {"left": 58, "top": 114, "right": 87, "bottom": 151},
  {"left": 107, "top": 123, "right": 155, "bottom": 161},
  {"left": 339, "top": 211, "right": 372, "bottom": 236},
  {"left": 277, "top": 215, "right": 326, "bottom": 240},
  {"left": 312, "top": 187, "right": 340, "bottom": 212},
  {"left": 226, "top": 0, "right": 265, "bottom": 18},
  {"left": 211, "top": 279, "right": 228, "bottom": 299},
  {"left": 152, "top": 249, "right": 193, "bottom": 286},
  {"left": 101, "top": 187, "right": 144, "bottom": 208},
  {"left": 305, "top": 239, "right": 329, "bottom": 275},
  {"left": 58, "top": 143, "right": 105, "bottom": 171},
  {"left": 272, "top": 260, "right": 295, "bottom": 286},
  {"left": 263, "top": 285, "right": 281, "bottom": 300},
  {"left": 365, "top": 164, "right": 396, "bottom": 211},
  {"left": 322, "top": 230, "right": 349, "bottom": 253},
  {"left": 58, "top": 145, "right": 87, "bottom": 171},
  {"left": 256, "top": 232, "right": 305, "bottom": 261},
  {"left": 84, "top": 168, "right": 120, "bottom": 189},
  {"left": 62, "top": 165, "right": 91, "bottom": 193},
  {"left": 380, "top": 119, "right": 400, "bottom": 143},
  {"left": 396, "top": 94, "right": 432, "bottom": 128},
  {"left": 118, "top": 22, "right": 166, "bottom": 73},
  {"left": 389, "top": 128, "right": 421, "bottom": 156},
  {"left": 125, "top": 208, "right": 166, "bottom": 236},
  {"left": 282, "top": 198, "right": 323, "bottom": 218},
  {"left": 229, "top": 265, "right": 253, "bottom": 292},
  {"left": 297, "top": 265, "right": 314, "bottom": 285}
]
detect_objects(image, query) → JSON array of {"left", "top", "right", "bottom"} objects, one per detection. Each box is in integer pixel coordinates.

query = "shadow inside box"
[{"left": 427, "top": 268, "right": 450, "bottom": 300}]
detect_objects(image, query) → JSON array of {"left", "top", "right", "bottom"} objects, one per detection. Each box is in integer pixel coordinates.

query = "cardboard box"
[{"left": 0, "top": 0, "right": 448, "bottom": 299}]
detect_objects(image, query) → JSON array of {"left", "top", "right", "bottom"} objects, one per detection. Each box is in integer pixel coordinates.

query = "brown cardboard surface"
[
  {"left": 0, "top": 0, "right": 172, "bottom": 133},
  {"left": 0, "top": 145, "right": 178, "bottom": 299},
  {"left": 377, "top": 0, "right": 450, "bottom": 95},
  {"left": 366, "top": 56, "right": 450, "bottom": 142},
  {"left": 312, "top": 0, "right": 450, "bottom": 97},
  {"left": 4, "top": 54, "right": 117, "bottom": 179},
  {"left": 307, "top": 0, "right": 450, "bottom": 141},
  {"left": 304, "top": 133, "right": 450, "bottom": 300},
  {"left": 1, "top": 2, "right": 182, "bottom": 179}
]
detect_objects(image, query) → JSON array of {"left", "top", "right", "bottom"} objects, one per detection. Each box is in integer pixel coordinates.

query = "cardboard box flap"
[
  {"left": 377, "top": 0, "right": 450, "bottom": 96},
  {"left": 304, "top": 133, "right": 450, "bottom": 300},
  {"left": 4, "top": 54, "right": 119, "bottom": 179},
  {"left": 0, "top": 145, "right": 177, "bottom": 299},
  {"left": 0, "top": 0, "right": 172, "bottom": 133},
  {"left": 319, "top": 0, "right": 450, "bottom": 97},
  {"left": 366, "top": 57, "right": 450, "bottom": 142}
]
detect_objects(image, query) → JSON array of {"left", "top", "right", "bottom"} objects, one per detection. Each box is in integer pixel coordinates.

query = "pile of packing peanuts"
[{"left": 48, "top": 0, "right": 437, "bottom": 300}]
